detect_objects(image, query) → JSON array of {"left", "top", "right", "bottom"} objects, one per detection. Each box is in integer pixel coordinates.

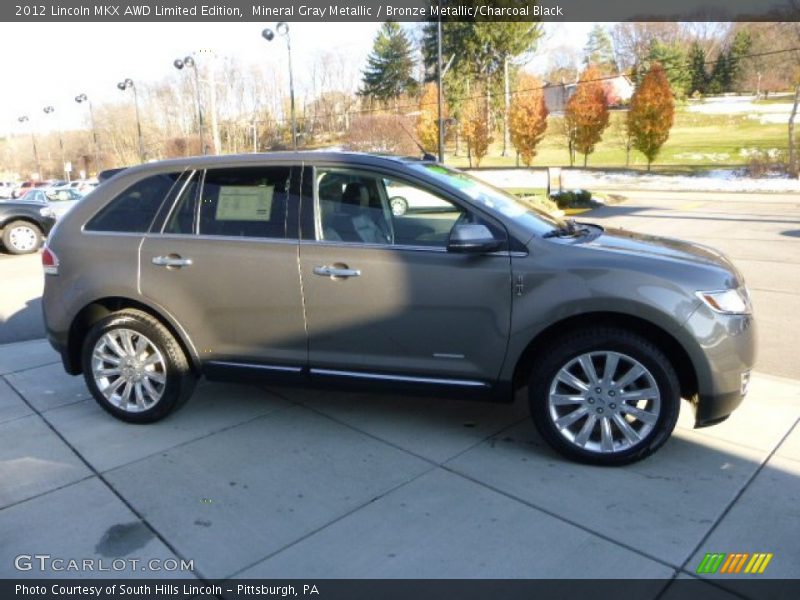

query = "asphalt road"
[
  {"left": 1, "top": 189, "right": 798, "bottom": 377},
  {"left": 587, "top": 189, "right": 800, "bottom": 380}
]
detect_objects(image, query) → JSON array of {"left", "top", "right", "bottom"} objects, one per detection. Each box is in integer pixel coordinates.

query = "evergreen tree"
[
  {"left": 728, "top": 29, "right": 752, "bottom": 91},
  {"left": 360, "top": 22, "right": 418, "bottom": 103},
  {"left": 688, "top": 42, "right": 708, "bottom": 95},
  {"left": 583, "top": 25, "right": 618, "bottom": 75},
  {"left": 628, "top": 63, "right": 675, "bottom": 170},
  {"left": 637, "top": 41, "right": 691, "bottom": 98}
]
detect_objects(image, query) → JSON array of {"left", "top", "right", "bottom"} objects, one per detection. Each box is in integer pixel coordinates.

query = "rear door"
[{"left": 139, "top": 164, "right": 307, "bottom": 370}]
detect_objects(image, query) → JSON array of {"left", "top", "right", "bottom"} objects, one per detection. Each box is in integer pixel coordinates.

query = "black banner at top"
[{"left": 2, "top": 0, "right": 799, "bottom": 22}]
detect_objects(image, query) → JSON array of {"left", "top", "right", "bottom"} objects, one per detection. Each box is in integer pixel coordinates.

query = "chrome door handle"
[
  {"left": 152, "top": 255, "right": 193, "bottom": 268},
  {"left": 313, "top": 265, "right": 361, "bottom": 278}
]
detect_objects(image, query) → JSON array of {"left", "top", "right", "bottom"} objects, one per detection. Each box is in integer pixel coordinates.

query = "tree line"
[{"left": 1, "top": 20, "right": 798, "bottom": 179}]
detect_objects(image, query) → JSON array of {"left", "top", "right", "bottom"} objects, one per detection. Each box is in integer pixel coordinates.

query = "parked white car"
[
  {"left": 385, "top": 180, "right": 453, "bottom": 216},
  {"left": 0, "top": 181, "right": 16, "bottom": 199}
]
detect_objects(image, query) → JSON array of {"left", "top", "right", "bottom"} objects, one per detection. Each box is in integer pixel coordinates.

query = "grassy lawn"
[{"left": 446, "top": 108, "right": 789, "bottom": 173}]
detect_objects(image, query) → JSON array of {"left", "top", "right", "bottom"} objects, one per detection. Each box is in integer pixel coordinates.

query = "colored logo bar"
[{"left": 696, "top": 552, "right": 773, "bottom": 574}]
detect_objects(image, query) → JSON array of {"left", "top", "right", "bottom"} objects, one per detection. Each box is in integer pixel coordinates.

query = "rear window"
[
  {"left": 197, "top": 167, "right": 292, "bottom": 239},
  {"left": 85, "top": 173, "right": 183, "bottom": 233}
]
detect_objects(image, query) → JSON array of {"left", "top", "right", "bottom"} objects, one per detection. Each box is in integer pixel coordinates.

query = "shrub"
[{"left": 550, "top": 189, "right": 593, "bottom": 208}]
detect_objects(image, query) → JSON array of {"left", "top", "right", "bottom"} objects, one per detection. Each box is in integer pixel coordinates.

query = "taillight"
[{"left": 42, "top": 246, "right": 59, "bottom": 275}]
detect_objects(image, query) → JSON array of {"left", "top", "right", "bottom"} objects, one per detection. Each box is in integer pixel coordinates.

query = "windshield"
[{"left": 412, "top": 163, "right": 566, "bottom": 236}]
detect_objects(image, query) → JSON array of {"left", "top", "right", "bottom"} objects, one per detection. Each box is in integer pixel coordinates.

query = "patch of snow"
[{"left": 468, "top": 168, "right": 800, "bottom": 194}]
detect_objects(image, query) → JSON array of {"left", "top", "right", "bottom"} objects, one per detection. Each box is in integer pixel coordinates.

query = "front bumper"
[{"left": 682, "top": 303, "right": 757, "bottom": 427}]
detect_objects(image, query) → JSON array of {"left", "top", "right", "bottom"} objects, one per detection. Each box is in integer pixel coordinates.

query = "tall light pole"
[
  {"left": 173, "top": 55, "right": 206, "bottom": 154},
  {"left": 437, "top": 5, "right": 445, "bottom": 163},
  {"left": 43, "top": 105, "right": 68, "bottom": 182},
  {"left": 117, "top": 78, "right": 145, "bottom": 162},
  {"left": 17, "top": 116, "right": 42, "bottom": 180},
  {"left": 75, "top": 93, "right": 100, "bottom": 173},
  {"left": 262, "top": 22, "right": 297, "bottom": 150}
]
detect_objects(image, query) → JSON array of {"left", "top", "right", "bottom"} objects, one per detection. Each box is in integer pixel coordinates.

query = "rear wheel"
[
  {"left": 2, "top": 220, "right": 42, "bottom": 254},
  {"left": 81, "top": 309, "right": 196, "bottom": 423},
  {"left": 528, "top": 327, "right": 680, "bottom": 465},
  {"left": 389, "top": 196, "right": 408, "bottom": 216}
]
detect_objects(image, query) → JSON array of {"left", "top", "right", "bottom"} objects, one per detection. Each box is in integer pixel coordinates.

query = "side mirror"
[{"left": 448, "top": 223, "right": 503, "bottom": 253}]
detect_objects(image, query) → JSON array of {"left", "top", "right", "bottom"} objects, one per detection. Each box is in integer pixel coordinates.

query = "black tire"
[
  {"left": 528, "top": 327, "right": 680, "bottom": 466},
  {"left": 81, "top": 309, "right": 196, "bottom": 423},
  {"left": 2, "top": 220, "right": 42, "bottom": 255}
]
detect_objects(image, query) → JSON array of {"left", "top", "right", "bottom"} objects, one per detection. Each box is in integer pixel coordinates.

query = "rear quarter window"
[{"left": 85, "top": 172, "right": 183, "bottom": 233}]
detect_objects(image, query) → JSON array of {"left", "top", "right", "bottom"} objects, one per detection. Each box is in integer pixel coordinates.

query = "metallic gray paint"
[{"left": 42, "top": 152, "right": 756, "bottom": 427}]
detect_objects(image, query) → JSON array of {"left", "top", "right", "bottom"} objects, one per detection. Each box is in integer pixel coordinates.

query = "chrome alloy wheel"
[
  {"left": 8, "top": 225, "right": 37, "bottom": 252},
  {"left": 547, "top": 351, "right": 661, "bottom": 454},
  {"left": 91, "top": 328, "right": 167, "bottom": 412}
]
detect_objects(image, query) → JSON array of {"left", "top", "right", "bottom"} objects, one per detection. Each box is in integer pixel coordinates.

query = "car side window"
[
  {"left": 316, "top": 169, "right": 466, "bottom": 248},
  {"left": 85, "top": 173, "right": 183, "bottom": 233},
  {"left": 197, "top": 167, "right": 293, "bottom": 239},
  {"left": 163, "top": 174, "right": 201, "bottom": 235}
]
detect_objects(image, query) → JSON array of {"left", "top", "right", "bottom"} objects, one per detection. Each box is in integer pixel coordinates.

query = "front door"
[
  {"left": 139, "top": 165, "right": 307, "bottom": 368},
  {"left": 298, "top": 167, "right": 512, "bottom": 384}
]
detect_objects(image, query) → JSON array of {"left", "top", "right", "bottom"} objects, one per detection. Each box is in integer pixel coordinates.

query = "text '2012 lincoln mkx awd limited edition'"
[{"left": 42, "top": 153, "right": 756, "bottom": 465}]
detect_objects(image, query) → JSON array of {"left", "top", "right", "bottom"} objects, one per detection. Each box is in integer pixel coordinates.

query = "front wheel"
[
  {"left": 81, "top": 309, "right": 196, "bottom": 423},
  {"left": 528, "top": 327, "right": 680, "bottom": 466},
  {"left": 2, "top": 220, "right": 42, "bottom": 254}
]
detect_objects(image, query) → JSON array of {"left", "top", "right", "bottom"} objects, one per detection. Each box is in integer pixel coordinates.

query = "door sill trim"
[
  {"left": 310, "top": 368, "right": 488, "bottom": 388},
  {"left": 207, "top": 361, "right": 303, "bottom": 373}
]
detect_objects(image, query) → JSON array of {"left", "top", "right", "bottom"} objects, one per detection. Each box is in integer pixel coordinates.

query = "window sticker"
[{"left": 215, "top": 185, "right": 273, "bottom": 221}]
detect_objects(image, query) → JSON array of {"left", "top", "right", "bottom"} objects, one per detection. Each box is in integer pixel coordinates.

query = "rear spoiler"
[{"left": 97, "top": 167, "right": 128, "bottom": 182}]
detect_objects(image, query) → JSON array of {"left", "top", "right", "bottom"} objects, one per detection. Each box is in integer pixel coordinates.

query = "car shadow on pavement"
[{"left": 0, "top": 297, "right": 44, "bottom": 345}]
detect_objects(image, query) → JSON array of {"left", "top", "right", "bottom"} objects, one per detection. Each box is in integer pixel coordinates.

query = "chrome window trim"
[
  {"left": 310, "top": 368, "right": 488, "bottom": 388},
  {"left": 144, "top": 233, "right": 299, "bottom": 245}
]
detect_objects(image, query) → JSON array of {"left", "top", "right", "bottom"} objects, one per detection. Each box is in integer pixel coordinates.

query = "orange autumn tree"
[
  {"left": 565, "top": 65, "right": 610, "bottom": 166},
  {"left": 627, "top": 63, "right": 675, "bottom": 171},
  {"left": 416, "top": 83, "right": 445, "bottom": 154},
  {"left": 508, "top": 73, "right": 549, "bottom": 166},
  {"left": 460, "top": 92, "right": 492, "bottom": 167}
]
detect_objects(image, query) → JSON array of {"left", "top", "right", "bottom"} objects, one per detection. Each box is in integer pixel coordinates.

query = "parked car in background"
[
  {"left": 0, "top": 197, "right": 56, "bottom": 254},
  {"left": 386, "top": 179, "right": 452, "bottom": 216},
  {"left": 68, "top": 178, "right": 99, "bottom": 195},
  {"left": 42, "top": 153, "right": 756, "bottom": 465},
  {"left": 45, "top": 187, "right": 84, "bottom": 218},
  {"left": 0, "top": 181, "right": 17, "bottom": 199},
  {"left": 13, "top": 180, "right": 47, "bottom": 198}
]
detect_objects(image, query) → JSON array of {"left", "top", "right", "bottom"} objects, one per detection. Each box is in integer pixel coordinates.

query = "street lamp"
[
  {"left": 173, "top": 55, "right": 206, "bottom": 154},
  {"left": 75, "top": 93, "right": 100, "bottom": 172},
  {"left": 43, "top": 105, "right": 68, "bottom": 182},
  {"left": 117, "top": 78, "right": 145, "bottom": 162},
  {"left": 17, "top": 115, "right": 42, "bottom": 180},
  {"left": 262, "top": 22, "right": 297, "bottom": 150}
]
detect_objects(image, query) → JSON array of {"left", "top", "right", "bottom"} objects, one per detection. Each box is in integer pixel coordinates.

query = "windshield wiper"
[{"left": 543, "top": 218, "right": 591, "bottom": 239}]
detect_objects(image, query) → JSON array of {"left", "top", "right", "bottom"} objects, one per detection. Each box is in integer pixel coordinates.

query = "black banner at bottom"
[{"left": 3, "top": 579, "right": 800, "bottom": 600}]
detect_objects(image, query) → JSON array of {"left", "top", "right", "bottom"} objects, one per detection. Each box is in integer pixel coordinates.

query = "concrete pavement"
[
  {"left": 0, "top": 253, "right": 44, "bottom": 344},
  {"left": 0, "top": 338, "right": 797, "bottom": 591}
]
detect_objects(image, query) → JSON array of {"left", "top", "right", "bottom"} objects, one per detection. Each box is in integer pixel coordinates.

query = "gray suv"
[{"left": 42, "top": 153, "right": 756, "bottom": 465}]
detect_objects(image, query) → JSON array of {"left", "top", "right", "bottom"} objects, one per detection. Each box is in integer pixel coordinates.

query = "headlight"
[
  {"left": 39, "top": 206, "right": 56, "bottom": 218},
  {"left": 696, "top": 287, "right": 752, "bottom": 315}
]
